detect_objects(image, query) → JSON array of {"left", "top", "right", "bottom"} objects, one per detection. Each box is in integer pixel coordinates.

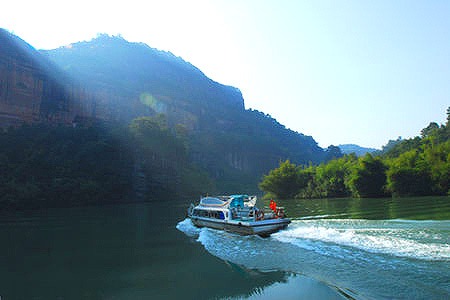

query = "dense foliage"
[
  {"left": 128, "top": 115, "right": 213, "bottom": 198},
  {"left": 0, "top": 124, "right": 130, "bottom": 209},
  {"left": 189, "top": 109, "right": 327, "bottom": 194},
  {"left": 260, "top": 108, "right": 450, "bottom": 199},
  {"left": 0, "top": 117, "right": 212, "bottom": 210},
  {"left": 41, "top": 35, "right": 328, "bottom": 193}
]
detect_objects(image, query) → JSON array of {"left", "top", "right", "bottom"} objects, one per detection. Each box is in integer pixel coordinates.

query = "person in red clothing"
[{"left": 269, "top": 199, "right": 277, "bottom": 212}]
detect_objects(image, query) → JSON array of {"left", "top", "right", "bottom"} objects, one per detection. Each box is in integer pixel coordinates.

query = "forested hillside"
[
  {"left": 260, "top": 107, "right": 450, "bottom": 199},
  {"left": 41, "top": 34, "right": 327, "bottom": 192},
  {"left": 0, "top": 117, "right": 212, "bottom": 210},
  {"left": 0, "top": 30, "right": 332, "bottom": 209}
]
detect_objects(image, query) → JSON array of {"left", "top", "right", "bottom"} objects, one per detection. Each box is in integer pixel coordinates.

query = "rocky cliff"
[
  {"left": 0, "top": 29, "right": 105, "bottom": 127},
  {"left": 41, "top": 34, "right": 245, "bottom": 128},
  {"left": 0, "top": 29, "right": 326, "bottom": 193},
  {"left": 0, "top": 29, "right": 56, "bottom": 126},
  {"left": 0, "top": 30, "right": 244, "bottom": 132}
]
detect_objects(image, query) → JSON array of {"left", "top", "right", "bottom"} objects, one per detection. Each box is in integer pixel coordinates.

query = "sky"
[{"left": 1, "top": 0, "right": 449, "bottom": 149}]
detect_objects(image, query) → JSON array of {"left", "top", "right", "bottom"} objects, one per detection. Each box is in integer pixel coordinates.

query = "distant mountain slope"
[
  {"left": 41, "top": 34, "right": 327, "bottom": 191},
  {"left": 338, "top": 144, "right": 378, "bottom": 156},
  {"left": 0, "top": 30, "right": 326, "bottom": 192},
  {"left": 42, "top": 34, "right": 244, "bottom": 114},
  {"left": 0, "top": 28, "right": 74, "bottom": 125}
]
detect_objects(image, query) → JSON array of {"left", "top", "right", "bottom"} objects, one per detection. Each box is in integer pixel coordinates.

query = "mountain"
[
  {"left": 338, "top": 144, "right": 378, "bottom": 156},
  {"left": 41, "top": 34, "right": 245, "bottom": 122},
  {"left": 0, "top": 28, "right": 74, "bottom": 126},
  {"left": 0, "top": 30, "right": 326, "bottom": 193}
]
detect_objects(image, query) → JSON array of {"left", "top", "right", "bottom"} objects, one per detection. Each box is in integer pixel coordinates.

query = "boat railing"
[
  {"left": 229, "top": 203, "right": 287, "bottom": 222},
  {"left": 263, "top": 206, "right": 287, "bottom": 219},
  {"left": 230, "top": 206, "right": 256, "bottom": 221}
]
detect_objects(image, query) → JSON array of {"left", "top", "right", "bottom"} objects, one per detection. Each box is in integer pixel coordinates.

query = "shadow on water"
[
  {"left": 279, "top": 196, "right": 450, "bottom": 220},
  {"left": 1, "top": 196, "right": 448, "bottom": 299},
  {"left": 179, "top": 196, "right": 450, "bottom": 299},
  {"left": 0, "top": 201, "right": 343, "bottom": 300}
]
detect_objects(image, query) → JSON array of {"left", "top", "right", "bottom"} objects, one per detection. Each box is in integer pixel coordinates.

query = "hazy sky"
[{"left": 1, "top": 0, "right": 449, "bottom": 148}]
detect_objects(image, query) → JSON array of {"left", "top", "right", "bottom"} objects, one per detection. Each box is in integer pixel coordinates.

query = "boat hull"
[{"left": 190, "top": 216, "right": 290, "bottom": 237}]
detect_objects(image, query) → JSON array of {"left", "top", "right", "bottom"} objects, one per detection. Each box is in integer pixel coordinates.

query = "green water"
[
  {"left": 0, "top": 196, "right": 449, "bottom": 299},
  {"left": 279, "top": 196, "right": 450, "bottom": 220}
]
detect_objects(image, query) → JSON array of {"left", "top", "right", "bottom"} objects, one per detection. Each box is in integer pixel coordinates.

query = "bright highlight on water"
[
  {"left": 276, "top": 219, "right": 449, "bottom": 261},
  {"left": 177, "top": 216, "right": 450, "bottom": 299}
]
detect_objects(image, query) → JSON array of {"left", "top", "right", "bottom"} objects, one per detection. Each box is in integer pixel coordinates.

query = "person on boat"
[
  {"left": 255, "top": 208, "right": 265, "bottom": 221},
  {"left": 270, "top": 199, "right": 277, "bottom": 212}
]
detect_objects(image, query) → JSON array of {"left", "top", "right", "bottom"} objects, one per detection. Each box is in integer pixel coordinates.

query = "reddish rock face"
[
  {"left": 0, "top": 31, "right": 119, "bottom": 127},
  {"left": 0, "top": 32, "right": 42, "bottom": 125},
  {"left": 0, "top": 30, "right": 195, "bottom": 129},
  {"left": 0, "top": 29, "right": 245, "bottom": 132},
  {"left": 0, "top": 29, "right": 74, "bottom": 126}
]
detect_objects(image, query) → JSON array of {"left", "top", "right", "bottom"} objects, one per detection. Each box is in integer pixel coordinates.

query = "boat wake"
[
  {"left": 176, "top": 217, "right": 450, "bottom": 299},
  {"left": 176, "top": 218, "right": 201, "bottom": 237},
  {"left": 177, "top": 218, "right": 449, "bottom": 261},
  {"left": 273, "top": 219, "right": 450, "bottom": 261}
]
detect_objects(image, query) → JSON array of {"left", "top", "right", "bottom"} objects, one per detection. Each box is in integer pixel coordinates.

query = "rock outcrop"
[
  {"left": 0, "top": 30, "right": 237, "bottom": 130},
  {"left": 0, "top": 29, "right": 85, "bottom": 126},
  {"left": 0, "top": 29, "right": 48, "bottom": 126},
  {"left": 0, "top": 29, "right": 326, "bottom": 193}
]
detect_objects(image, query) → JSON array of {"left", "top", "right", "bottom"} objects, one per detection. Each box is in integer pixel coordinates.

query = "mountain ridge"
[
  {"left": 338, "top": 144, "right": 378, "bottom": 156},
  {"left": 0, "top": 29, "right": 326, "bottom": 192}
]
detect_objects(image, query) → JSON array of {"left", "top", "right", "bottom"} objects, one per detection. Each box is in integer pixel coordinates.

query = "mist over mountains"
[
  {"left": 338, "top": 144, "right": 378, "bottom": 156},
  {"left": 0, "top": 29, "right": 336, "bottom": 193}
]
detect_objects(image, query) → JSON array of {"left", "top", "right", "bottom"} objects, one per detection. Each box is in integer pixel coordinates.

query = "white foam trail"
[
  {"left": 177, "top": 218, "right": 450, "bottom": 261},
  {"left": 298, "top": 213, "right": 348, "bottom": 220},
  {"left": 176, "top": 217, "right": 450, "bottom": 299},
  {"left": 273, "top": 220, "right": 450, "bottom": 261},
  {"left": 176, "top": 218, "right": 201, "bottom": 237}
]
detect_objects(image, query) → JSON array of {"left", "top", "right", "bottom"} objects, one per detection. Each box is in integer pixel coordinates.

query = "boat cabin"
[
  {"left": 191, "top": 208, "right": 228, "bottom": 220},
  {"left": 187, "top": 195, "right": 291, "bottom": 236}
]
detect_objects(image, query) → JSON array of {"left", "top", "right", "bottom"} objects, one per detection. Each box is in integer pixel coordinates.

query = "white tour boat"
[{"left": 187, "top": 195, "right": 290, "bottom": 237}]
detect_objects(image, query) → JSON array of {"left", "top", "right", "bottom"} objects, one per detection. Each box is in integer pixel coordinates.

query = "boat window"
[
  {"left": 208, "top": 211, "right": 220, "bottom": 219},
  {"left": 195, "top": 209, "right": 225, "bottom": 219},
  {"left": 195, "top": 209, "right": 208, "bottom": 217}
]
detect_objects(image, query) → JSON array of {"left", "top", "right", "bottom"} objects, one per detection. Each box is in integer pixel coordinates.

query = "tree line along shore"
[{"left": 260, "top": 107, "right": 450, "bottom": 199}]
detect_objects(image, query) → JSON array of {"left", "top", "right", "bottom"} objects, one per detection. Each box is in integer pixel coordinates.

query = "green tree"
[
  {"left": 386, "top": 150, "right": 433, "bottom": 196},
  {"left": 349, "top": 154, "right": 387, "bottom": 198},
  {"left": 311, "top": 154, "right": 358, "bottom": 198},
  {"left": 447, "top": 106, "right": 450, "bottom": 123},
  {"left": 324, "top": 145, "right": 343, "bottom": 161},
  {"left": 259, "top": 160, "right": 302, "bottom": 199},
  {"left": 421, "top": 140, "right": 450, "bottom": 195},
  {"left": 421, "top": 122, "right": 440, "bottom": 138},
  {"left": 313, "top": 158, "right": 352, "bottom": 198}
]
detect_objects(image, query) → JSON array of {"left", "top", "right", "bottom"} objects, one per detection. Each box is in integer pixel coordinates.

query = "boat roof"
[
  {"left": 198, "top": 195, "right": 257, "bottom": 208},
  {"left": 199, "top": 197, "right": 229, "bottom": 207},
  {"left": 230, "top": 194, "right": 248, "bottom": 198}
]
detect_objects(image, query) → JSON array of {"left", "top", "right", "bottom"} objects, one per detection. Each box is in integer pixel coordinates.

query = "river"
[{"left": 0, "top": 196, "right": 449, "bottom": 299}]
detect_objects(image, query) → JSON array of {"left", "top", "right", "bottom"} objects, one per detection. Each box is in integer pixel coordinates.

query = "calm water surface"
[{"left": 0, "top": 196, "right": 449, "bottom": 299}]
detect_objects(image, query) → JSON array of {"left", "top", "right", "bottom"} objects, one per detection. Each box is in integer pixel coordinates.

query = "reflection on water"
[
  {"left": 0, "top": 203, "right": 295, "bottom": 299},
  {"left": 230, "top": 274, "right": 348, "bottom": 300},
  {"left": 178, "top": 196, "right": 450, "bottom": 299},
  {"left": 178, "top": 217, "right": 450, "bottom": 299},
  {"left": 0, "top": 196, "right": 448, "bottom": 299},
  {"left": 280, "top": 196, "right": 450, "bottom": 220}
]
